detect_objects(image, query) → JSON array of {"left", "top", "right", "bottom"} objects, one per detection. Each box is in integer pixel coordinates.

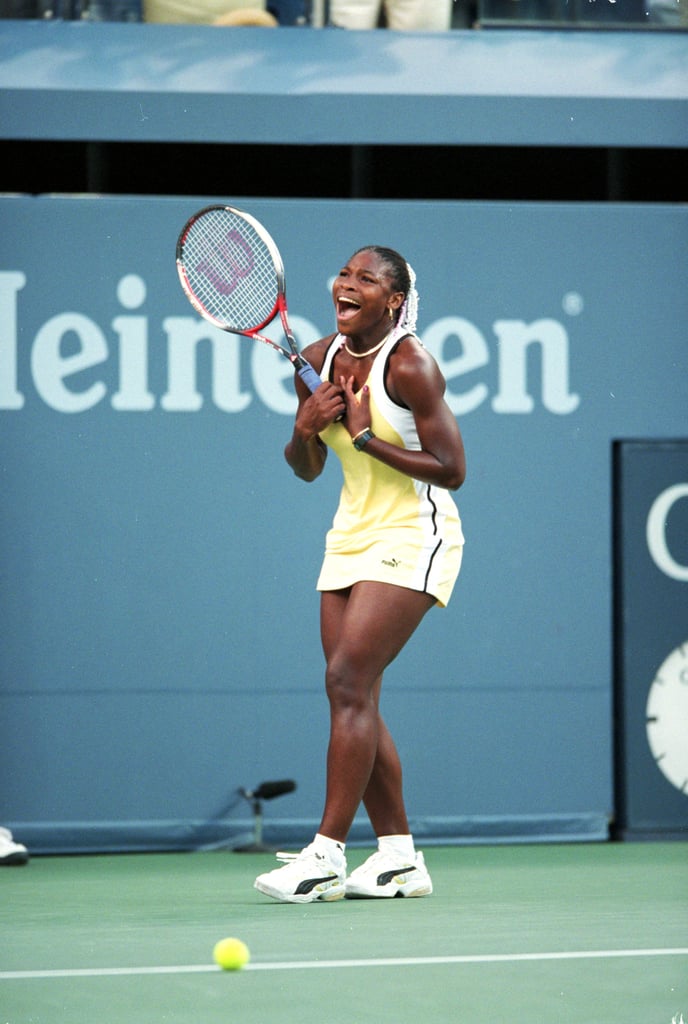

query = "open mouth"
[{"left": 336, "top": 296, "right": 361, "bottom": 322}]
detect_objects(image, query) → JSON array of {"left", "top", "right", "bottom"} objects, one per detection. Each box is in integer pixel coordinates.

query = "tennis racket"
[{"left": 176, "top": 205, "right": 322, "bottom": 394}]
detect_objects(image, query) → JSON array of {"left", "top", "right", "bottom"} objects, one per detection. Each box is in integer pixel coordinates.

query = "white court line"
[{"left": 1, "top": 948, "right": 687, "bottom": 980}]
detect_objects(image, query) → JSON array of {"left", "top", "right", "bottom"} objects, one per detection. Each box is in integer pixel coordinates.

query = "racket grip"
[
  {"left": 296, "top": 356, "right": 343, "bottom": 423},
  {"left": 296, "top": 360, "right": 322, "bottom": 394}
]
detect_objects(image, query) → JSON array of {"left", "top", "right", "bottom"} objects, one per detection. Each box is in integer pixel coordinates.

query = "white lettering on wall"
[
  {"left": 111, "top": 275, "right": 155, "bottom": 411},
  {"left": 646, "top": 484, "right": 688, "bottom": 582},
  {"left": 0, "top": 271, "right": 581, "bottom": 417},
  {"left": 491, "top": 319, "right": 580, "bottom": 415},
  {"left": 423, "top": 317, "right": 489, "bottom": 416},
  {"left": 0, "top": 271, "right": 27, "bottom": 410},
  {"left": 31, "top": 313, "right": 108, "bottom": 413},
  {"left": 424, "top": 316, "right": 579, "bottom": 416},
  {"left": 160, "top": 318, "right": 250, "bottom": 413}
]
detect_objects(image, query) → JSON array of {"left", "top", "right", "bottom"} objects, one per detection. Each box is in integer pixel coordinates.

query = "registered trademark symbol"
[{"left": 563, "top": 292, "right": 584, "bottom": 316}]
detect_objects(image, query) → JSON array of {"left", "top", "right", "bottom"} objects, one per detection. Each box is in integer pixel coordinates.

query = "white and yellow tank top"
[{"left": 316, "top": 332, "right": 464, "bottom": 608}]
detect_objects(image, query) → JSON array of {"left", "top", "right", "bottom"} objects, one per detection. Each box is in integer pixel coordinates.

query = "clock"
[{"left": 645, "top": 642, "right": 688, "bottom": 795}]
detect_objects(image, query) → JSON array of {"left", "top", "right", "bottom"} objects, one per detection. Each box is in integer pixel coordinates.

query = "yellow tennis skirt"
[{"left": 316, "top": 524, "right": 464, "bottom": 608}]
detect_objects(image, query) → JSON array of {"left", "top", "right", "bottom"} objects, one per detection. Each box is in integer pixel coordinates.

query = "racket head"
[{"left": 176, "top": 205, "right": 287, "bottom": 336}]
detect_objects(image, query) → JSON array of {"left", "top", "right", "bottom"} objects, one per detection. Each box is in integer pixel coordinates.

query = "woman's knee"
[{"left": 325, "top": 654, "right": 373, "bottom": 711}]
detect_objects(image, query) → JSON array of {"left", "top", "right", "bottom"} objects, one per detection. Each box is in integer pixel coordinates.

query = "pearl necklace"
[{"left": 343, "top": 330, "right": 392, "bottom": 360}]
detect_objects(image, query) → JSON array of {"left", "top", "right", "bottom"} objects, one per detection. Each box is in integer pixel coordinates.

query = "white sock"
[
  {"left": 314, "top": 833, "right": 346, "bottom": 864},
  {"left": 378, "top": 834, "right": 416, "bottom": 861}
]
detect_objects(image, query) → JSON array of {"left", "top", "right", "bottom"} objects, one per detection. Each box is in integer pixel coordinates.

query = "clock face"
[{"left": 646, "top": 642, "right": 688, "bottom": 795}]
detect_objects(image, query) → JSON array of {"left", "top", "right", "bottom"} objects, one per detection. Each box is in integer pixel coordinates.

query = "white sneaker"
[
  {"left": 0, "top": 827, "right": 29, "bottom": 866},
  {"left": 345, "top": 849, "right": 432, "bottom": 898},
  {"left": 254, "top": 841, "right": 346, "bottom": 903}
]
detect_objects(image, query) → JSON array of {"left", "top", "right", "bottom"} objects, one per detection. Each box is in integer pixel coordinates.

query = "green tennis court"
[{"left": 2, "top": 842, "right": 687, "bottom": 1023}]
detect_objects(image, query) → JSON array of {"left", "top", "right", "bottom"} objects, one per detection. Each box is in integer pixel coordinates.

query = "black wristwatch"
[{"left": 352, "top": 428, "right": 375, "bottom": 451}]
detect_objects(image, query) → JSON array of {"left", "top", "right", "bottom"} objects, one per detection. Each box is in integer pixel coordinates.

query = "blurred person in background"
[{"left": 329, "top": 0, "right": 453, "bottom": 29}]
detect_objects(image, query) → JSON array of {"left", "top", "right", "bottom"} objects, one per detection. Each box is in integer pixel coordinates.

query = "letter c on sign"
[{"left": 646, "top": 483, "right": 688, "bottom": 581}]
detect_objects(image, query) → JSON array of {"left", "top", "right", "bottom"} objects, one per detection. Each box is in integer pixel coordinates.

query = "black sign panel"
[{"left": 614, "top": 441, "right": 688, "bottom": 837}]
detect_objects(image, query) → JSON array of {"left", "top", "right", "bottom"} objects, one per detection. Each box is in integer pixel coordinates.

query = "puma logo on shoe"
[
  {"left": 376, "top": 865, "right": 417, "bottom": 886},
  {"left": 294, "top": 875, "right": 340, "bottom": 895}
]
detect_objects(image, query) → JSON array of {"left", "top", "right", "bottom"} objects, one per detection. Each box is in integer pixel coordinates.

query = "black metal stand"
[{"left": 234, "top": 780, "right": 296, "bottom": 853}]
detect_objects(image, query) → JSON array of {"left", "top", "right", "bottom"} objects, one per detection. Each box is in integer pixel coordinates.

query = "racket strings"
[{"left": 181, "top": 210, "right": 279, "bottom": 331}]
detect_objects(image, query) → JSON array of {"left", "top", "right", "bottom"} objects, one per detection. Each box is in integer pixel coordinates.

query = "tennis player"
[{"left": 255, "top": 246, "right": 465, "bottom": 903}]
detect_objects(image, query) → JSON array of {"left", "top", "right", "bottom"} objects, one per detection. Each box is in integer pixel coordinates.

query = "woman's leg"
[
  {"left": 361, "top": 713, "right": 410, "bottom": 837},
  {"left": 318, "top": 581, "right": 434, "bottom": 842}
]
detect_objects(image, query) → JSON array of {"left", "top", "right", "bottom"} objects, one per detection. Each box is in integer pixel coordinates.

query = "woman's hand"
[
  {"left": 336, "top": 343, "right": 466, "bottom": 490},
  {"left": 340, "top": 376, "right": 371, "bottom": 439},
  {"left": 295, "top": 381, "right": 346, "bottom": 439}
]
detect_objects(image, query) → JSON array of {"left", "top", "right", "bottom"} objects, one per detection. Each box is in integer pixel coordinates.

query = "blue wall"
[
  {"left": 1, "top": 23, "right": 686, "bottom": 147},
  {"left": 1, "top": 194, "right": 686, "bottom": 850}
]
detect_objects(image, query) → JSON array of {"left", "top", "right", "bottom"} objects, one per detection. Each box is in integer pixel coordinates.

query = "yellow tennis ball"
[{"left": 213, "top": 937, "right": 250, "bottom": 971}]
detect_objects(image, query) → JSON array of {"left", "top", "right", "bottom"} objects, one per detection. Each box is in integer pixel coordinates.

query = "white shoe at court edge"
[
  {"left": 345, "top": 849, "right": 433, "bottom": 898},
  {"left": 254, "top": 842, "right": 346, "bottom": 904}
]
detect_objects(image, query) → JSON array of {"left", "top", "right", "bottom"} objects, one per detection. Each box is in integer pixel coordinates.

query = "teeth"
[{"left": 339, "top": 297, "right": 359, "bottom": 308}]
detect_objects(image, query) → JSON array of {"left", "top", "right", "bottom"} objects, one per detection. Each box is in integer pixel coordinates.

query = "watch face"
[{"left": 646, "top": 642, "right": 688, "bottom": 795}]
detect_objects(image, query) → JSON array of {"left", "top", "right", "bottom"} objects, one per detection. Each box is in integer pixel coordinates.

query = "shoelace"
[
  {"left": 275, "top": 845, "right": 325, "bottom": 864},
  {"left": 275, "top": 852, "right": 301, "bottom": 864}
]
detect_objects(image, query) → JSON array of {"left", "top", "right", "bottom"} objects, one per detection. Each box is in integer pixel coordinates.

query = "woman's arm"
[
  {"left": 284, "top": 338, "right": 346, "bottom": 482},
  {"left": 340, "top": 338, "right": 466, "bottom": 491}
]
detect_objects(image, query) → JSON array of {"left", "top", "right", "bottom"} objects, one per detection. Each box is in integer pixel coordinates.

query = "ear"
[{"left": 389, "top": 291, "right": 405, "bottom": 312}]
